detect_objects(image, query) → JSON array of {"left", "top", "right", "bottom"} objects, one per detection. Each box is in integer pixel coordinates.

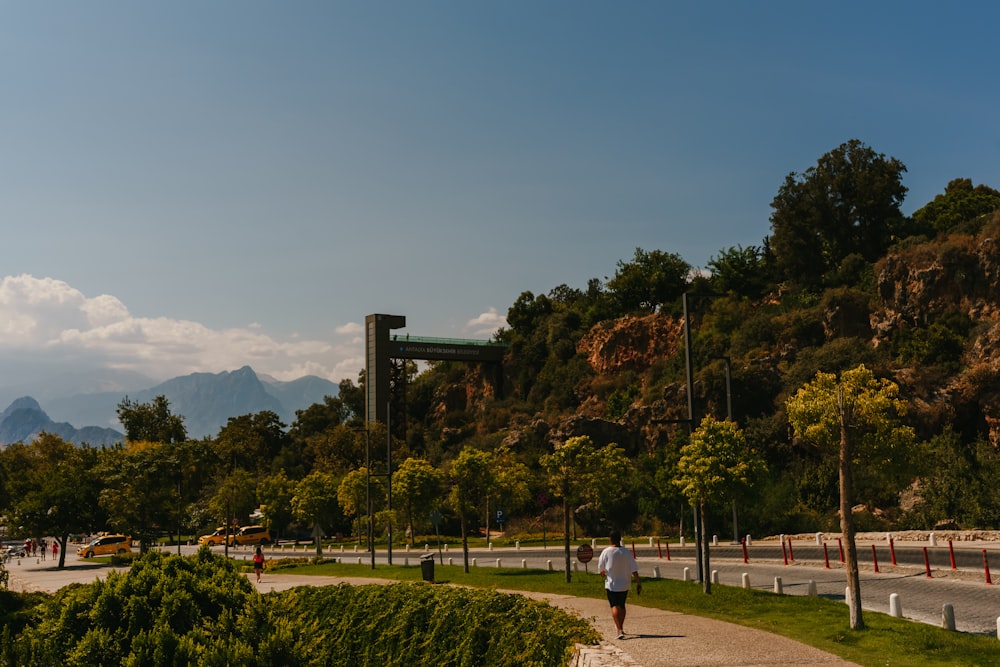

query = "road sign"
[
  {"left": 577, "top": 544, "right": 594, "bottom": 564},
  {"left": 430, "top": 510, "right": 443, "bottom": 528}
]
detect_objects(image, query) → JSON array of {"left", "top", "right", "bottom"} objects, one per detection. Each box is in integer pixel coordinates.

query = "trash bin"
[{"left": 420, "top": 554, "right": 435, "bottom": 582}]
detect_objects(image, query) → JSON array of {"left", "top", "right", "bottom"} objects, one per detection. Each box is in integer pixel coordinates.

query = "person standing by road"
[
  {"left": 253, "top": 547, "right": 264, "bottom": 583},
  {"left": 598, "top": 530, "right": 641, "bottom": 640}
]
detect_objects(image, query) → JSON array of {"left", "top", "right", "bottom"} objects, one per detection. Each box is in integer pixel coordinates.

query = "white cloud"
[
  {"left": 464, "top": 307, "right": 507, "bottom": 338},
  {"left": 0, "top": 275, "right": 362, "bottom": 385}
]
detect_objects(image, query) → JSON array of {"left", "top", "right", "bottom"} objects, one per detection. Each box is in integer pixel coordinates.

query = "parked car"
[
  {"left": 228, "top": 525, "right": 271, "bottom": 546},
  {"left": 77, "top": 534, "right": 131, "bottom": 558},
  {"left": 197, "top": 527, "right": 230, "bottom": 546}
]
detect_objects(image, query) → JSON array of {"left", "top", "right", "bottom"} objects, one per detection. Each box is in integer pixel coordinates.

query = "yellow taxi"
[
  {"left": 228, "top": 525, "right": 271, "bottom": 546},
  {"left": 77, "top": 534, "right": 132, "bottom": 558},
  {"left": 197, "top": 527, "right": 230, "bottom": 546}
]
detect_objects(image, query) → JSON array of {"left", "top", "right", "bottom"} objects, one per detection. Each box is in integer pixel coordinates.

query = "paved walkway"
[{"left": 5, "top": 556, "right": 856, "bottom": 666}]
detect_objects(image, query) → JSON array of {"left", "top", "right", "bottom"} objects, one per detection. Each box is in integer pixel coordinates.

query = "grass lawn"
[{"left": 269, "top": 558, "right": 999, "bottom": 667}]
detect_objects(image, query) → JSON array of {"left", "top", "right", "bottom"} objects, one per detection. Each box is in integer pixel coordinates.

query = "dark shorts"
[{"left": 606, "top": 589, "right": 628, "bottom": 608}]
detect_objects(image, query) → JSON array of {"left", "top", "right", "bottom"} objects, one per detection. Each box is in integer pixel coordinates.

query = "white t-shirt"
[{"left": 598, "top": 545, "right": 638, "bottom": 592}]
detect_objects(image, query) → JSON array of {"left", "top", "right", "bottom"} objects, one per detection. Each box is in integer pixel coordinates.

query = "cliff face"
[
  {"left": 576, "top": 313, "right": 683, "bottom": 376},
  {"left": 874, "top": 220, "right": 1000, "bottom": 446}
]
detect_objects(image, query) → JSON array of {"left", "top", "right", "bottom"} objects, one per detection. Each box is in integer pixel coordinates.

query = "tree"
[
  {"left": 215, "top": 411, "right": 288, "bottom": 475},
  {"left": 707, "top": 245, "right": 771, "bottom": 299},
  {"left": 257, "top": 470, "right": 297, "bottom": 541},
  {"left": 393, "top": 458, "right": 444, "bottom": 546},
  {"left": 292, "top": 470, "right": 342, "bottom": 557},
  {"left": 607, "top": 247, "right": 691, "bottom": 313},
  {"left": 336, "top": 468, "right": 371, "bottom": 546},
  {"left": 911, "top": 177, "right": 1000, "bottom": 235},
  {"left": 448, "top": 447, "right": 494, "bottom": 573},
  {"left": 0, "top": 434, "right": 104, "bottom": 568},
  {"left": 674, "top": 417, "right": 764, "bottom": 594},
  {"left": 540, "top": 436, "right": 631, "bottom": 582},
  {"left": 98, "top": 442, "right": 188, "bottom": 551},
  {"left": 767, "top": 139, "right": 908, "bottom": 287},
  {"left": 116, "top": 395, "right": 187, "bottom": 444},
  {"left": 786, "top": 364, "right": 915, "bottom": 630}
]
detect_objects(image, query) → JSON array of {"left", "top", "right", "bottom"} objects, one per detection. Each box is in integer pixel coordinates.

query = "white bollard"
[
  {"left": 711, "top": 569, "right": 719, "bottom": 584},
  {"left": 471, "top": 558, "right": 477, "bottom": 567},
  {"left": 591, "top": 538, "right": 597, "bottom": 548},
  {"left": 444, "top": 543, "right": 449, "bottom": 552},
  {"left": 357, "top": 557, "right": 362, "bottom": 565},
  {"left": 649, "top": 537, "right": 654, "bottom": 547},
  {"left": 942, "top": 603, "right": 956, "bottom": 631},
  {"left": 680, "top": 536, "right": 685, "bottom": 547},
  {"left": 448, "top": 557, "right": 453, "bottom": 566},
  {"left": 354, "top": 545, "right": 358, "bottom": 552},
  {"left": 405, "top": 544, "right": 410, "bottom": 552},
  {"left": 807, "top": 580, "right": 817, "bottom": 597},
  {"left": 815, "top": 533, "right": 823, "bottom": 545},
  {"left": 930, "top": 532, "right": 937, "bottom": 547},
  {"left": 547, "top": 559, "right": 553, "bottom": 571},
  {"left": 996, "top": 617, "right": 1000, "bottom": 640},
  {"left": 340, "top": 545, "right": 344, "bottom": 553},
  {"left": 683, "top": 567, "right": 690, "bottom": 582},
  {"left": 488, "top": 542, "right": 493, "bottom": 551},
  {"left": 712, "top": 535, "right": 718, "bottom": 546},
  {"left": 742, "top": 573, "right": 751, "bottom": 589},
  {"left": 516, "top": 541, "right": 520, "bottom": 551},
  {"left": 889, "top": 593, "right": 902, "bottom": 618},
  {"left": 425, "top": 543, "right": 429, "bottom": 551},
  {"left": 522, "top": 559, "right": 527, "bottom": 569},
  {"left": 845, "top": 586, "right": 851, "bottom": 608},
  {"left": 774, "top": 576, "right": 783, "bottom": 594},
  {"left": 745, "top": 534, "right": 752, "bottom": 547},
  {"left": 886, "top": 533, "right": 892, "bottom": 545},
  {"left": 497, "top": 559, "right": 502, "bottom": 568},
  {"left": 653, "top": 566, "right": 661, "bottom": 579}
]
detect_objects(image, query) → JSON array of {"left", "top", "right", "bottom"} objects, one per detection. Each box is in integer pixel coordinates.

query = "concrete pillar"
[
  {"left": 942, "top": 603, "right": 956, "bottom": 631},
  {"left": 680, "top": 536, "right": 685, "bottom": 547},
  {"left": 742, "top": 573, "right": 750, "bottom": 589},
  {"left": 712, "top": 535, "right": 718, "bottom": 546},
  {"left": 773, "top": 577, "right": 783, "bottom": 594},
  {"left": 745, "top": 534, "right": 752, "bottom": 546},
  {"left": 815, "top": 533, "right": 823, "bottom": 545},
  {"left": 929, "top": 532, "right": 937, "bottom": 547},
  {"left": 889, "top": 593, "right": 902, "bottom": 618},
  {"left": 711, "top": 570, "right": 719, "bottom": 584},
  {"left": 649, "top": 537, "right": 654, "bottom": 547},
  {"left": 683, "top": 567, "right": 690, "bottom": 582}
]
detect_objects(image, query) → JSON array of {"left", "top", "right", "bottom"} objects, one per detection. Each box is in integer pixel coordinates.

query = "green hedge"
[{"left": 1, "top": 549, "right": 598, "bottom": 666}]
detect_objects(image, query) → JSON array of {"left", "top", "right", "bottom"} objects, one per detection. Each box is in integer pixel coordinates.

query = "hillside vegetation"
[{"left": 2, "top": 139, "right": 1000, "bottom": 561}]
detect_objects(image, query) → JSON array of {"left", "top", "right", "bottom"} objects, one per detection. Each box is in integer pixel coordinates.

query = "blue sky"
[{"left": 1, "top": 2, "right": 998, "bottom": 392}]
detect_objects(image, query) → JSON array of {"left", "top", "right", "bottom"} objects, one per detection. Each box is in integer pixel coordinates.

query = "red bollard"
[
  {"left": 781, "top": 539, "right": 788, "bottom": 566},
  {"left": 922, "top": 546, "right": 932, "bottom": 578},
  {"left": 837, "top": 537, "right": 845, "bottom": 563},
  {"left": 889, "top": 537, "right": 897, "bottom": 566},
  {"left": 741, "top": 537, "right": 749, "bottom": 564},
  {"left": 786, "top": 537, "right": 795, "bottom": 563},
  {"left": 664, "top": 541, "right": 671, "bottom": 561},
  {"left": 823, "top": 542, "right": 830, "bottom": 569},
  {"left": 631, "top": 542, "right": 637, "bottom": 558},
  {"left": 983, "top": 549, "right": 993, "bottom": 585},
  {"left": 948, "top": 539, "right": 957, "bottom": 570},
  {"left": 656, "top": 539, "right": 662, "bottom": 559},
  {"left": 871, "top": 544, "right": 880, "bottom": 574}
]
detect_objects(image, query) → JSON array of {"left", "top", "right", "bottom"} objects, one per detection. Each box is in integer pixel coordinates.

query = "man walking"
[{"left": 598, "top": 530, "right": 641, "bottom": 639}]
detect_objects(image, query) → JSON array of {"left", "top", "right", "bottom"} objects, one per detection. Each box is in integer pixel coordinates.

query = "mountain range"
[{"left": 0, "top": 366, "right": 339, "bottom": 445}]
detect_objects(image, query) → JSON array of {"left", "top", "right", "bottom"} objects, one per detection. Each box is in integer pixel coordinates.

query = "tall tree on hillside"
[
  {"left": 116, "top": 395, "right": 187, "bottom": 444},
  {"left": 767, "top": 140, "right": 908, "bottom": 287},
  {"left": 786, "top": 365, "right": 915, "bottom": 630},
  {"left": 911, "top": 177, "right": 1000, "bottom": 235},
  {"left": 607, "top": 247, "right": 691, "bottom": 313}
]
